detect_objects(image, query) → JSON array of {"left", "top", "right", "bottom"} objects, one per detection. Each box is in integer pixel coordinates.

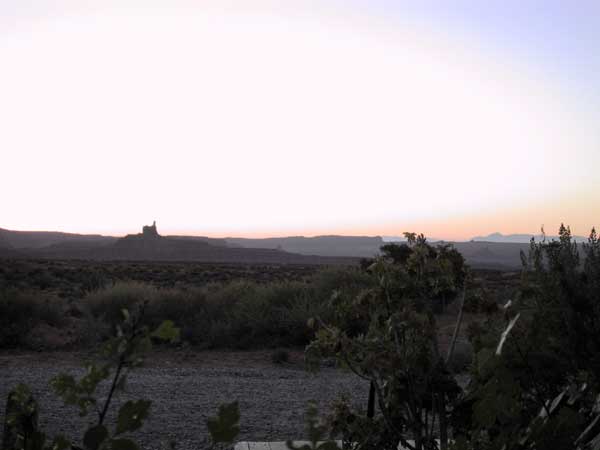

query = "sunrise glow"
[{"left": 1, "top": 1, "right": 598, "bottom": 239}]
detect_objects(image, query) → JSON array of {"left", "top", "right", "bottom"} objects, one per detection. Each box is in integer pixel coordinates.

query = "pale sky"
[{"left": 1, "top": 1, "right": 598, "bottom": 240}]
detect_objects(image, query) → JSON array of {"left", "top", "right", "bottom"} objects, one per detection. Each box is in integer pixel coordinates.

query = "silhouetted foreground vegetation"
[
  {"left": 5, "top": 226, "right": 600, "bottom": 450},
  {"left": 304, "top": 226, "right": 600, "bottom": 450}
]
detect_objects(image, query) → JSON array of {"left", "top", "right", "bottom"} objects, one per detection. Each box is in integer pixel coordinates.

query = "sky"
[{"left": 1, "top": 0, "right": 598, "bottom": 240}]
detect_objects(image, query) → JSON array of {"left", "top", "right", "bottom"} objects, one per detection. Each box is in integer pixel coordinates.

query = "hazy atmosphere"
[
  {"left": 1, "top": 1, "right": 598, "bottom": 239},
  {"left": 2, "top": 3, "right": 600, "bottom": 450}
]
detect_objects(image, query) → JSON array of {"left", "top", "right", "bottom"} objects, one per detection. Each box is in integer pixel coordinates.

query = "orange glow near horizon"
[
  {"left": 1, "top": 3, "right": 598, "bottom": 238},
  {"left": 22, "top": 207, "right": 595, "bottom": 242},
  {"left": 2, "top": 183, "right": 598, "bottom": 241}
]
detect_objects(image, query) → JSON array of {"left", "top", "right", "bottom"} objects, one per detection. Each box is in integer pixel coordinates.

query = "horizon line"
[{"left": 1, "top": 224, "right": 593, "bottom": 242}]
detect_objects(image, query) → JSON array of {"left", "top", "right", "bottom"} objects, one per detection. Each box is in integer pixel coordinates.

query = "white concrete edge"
[{"left": 235, "top": 440, "right": 440, "bottom": 450}]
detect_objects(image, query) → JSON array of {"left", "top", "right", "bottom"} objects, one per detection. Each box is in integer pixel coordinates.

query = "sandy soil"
[{"left": 0, "top": 350, "right": 368, "bottom": 450}]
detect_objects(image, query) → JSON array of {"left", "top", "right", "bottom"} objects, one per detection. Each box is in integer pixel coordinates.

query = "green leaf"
[
  {"left": 115, "top": 400, "right": 152, "bottom": 435},
  {"left": 51, "top": 374, "right": 79, "bottom": 403},
  {"left": 151, "top": 320, "right": 180, "bottom": 343},
  {"left": 108, "top": 438, "right": 140, "bottom": 450},
  {"left": 83, "top": 425, "right": 108, "bottom": 450},
  {"left": 286, "top": 402, "right": 338, "bottom": 450},
  {"left": 207, "top": 401, "right": 240, "bottom": 444},
  {"left": 80, "top": 364, "right": 111, "bottom": 395}
]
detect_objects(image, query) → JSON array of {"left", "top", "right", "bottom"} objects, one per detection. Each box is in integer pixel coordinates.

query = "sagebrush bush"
[
  {"left": 309, "top": 266, "right": 375, "bottom": 300},
  {"left": 0, "top": 289, "right": 67, "bottom": 348},
  {"left": 144, "top": 288, "right": 199, "bottom": 324},
  {"left": 4, "top": 266, "right": 380, "bottom": 349},
  {"left": 81, "top": 276, "right": 337, "bottom": 348},
  {"left": 84, "top": 281, "right": 158, "bottom": 324},
  {"left": 228, "top": 281, "right": 306, "bottom": 347}
]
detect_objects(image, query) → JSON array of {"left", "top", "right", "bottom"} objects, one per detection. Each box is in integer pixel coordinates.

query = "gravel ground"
[{"left": 0, "top": 351, "right": 368, "bottom": 450}]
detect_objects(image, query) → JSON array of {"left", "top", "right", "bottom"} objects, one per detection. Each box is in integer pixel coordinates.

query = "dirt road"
[{"left": 0, "top": 351, "right": 367, "bottom": 450}]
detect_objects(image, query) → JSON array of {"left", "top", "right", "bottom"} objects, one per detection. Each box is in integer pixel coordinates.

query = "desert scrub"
[
  {"left": 0, "top": 289, "right": 67, "bottom": 348},
  {"left": 81, "top": 280, "right": 316, "bottom": 348},
  {"left": 308, "top": 266, "right": 375, "bottom": 301},
  {"left": 84, "top": 281, "right": 158, "bottom": 324},
  {"left": 187, "top": 280, "right": 314, "bottom": 348},
  {"left": 2, "top": 265, "right": 428, "bottom": 350},
  {"left": 226, "top": 281, "right": 312, "bottom": 348}
]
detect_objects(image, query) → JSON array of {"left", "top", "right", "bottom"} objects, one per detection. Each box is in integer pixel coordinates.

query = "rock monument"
[{"left": 142, "top": 221, "right": 159, "bottom": 238}]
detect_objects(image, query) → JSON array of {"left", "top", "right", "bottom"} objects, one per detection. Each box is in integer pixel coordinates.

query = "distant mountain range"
[
  {"left": 226, "top": 235, "right": 384, "bottom": 258},
  {"left": 0, "top": 225, "right": 354, "bottom": 265},
  {"left": 471, "top": 232, "right": 588, "bottom": 243},
  {"left": 0, "top": 225, "right": 589, "bottom": 269},
  {"left": 0, "top": 228, "right": 116, "bottom": 249}
]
